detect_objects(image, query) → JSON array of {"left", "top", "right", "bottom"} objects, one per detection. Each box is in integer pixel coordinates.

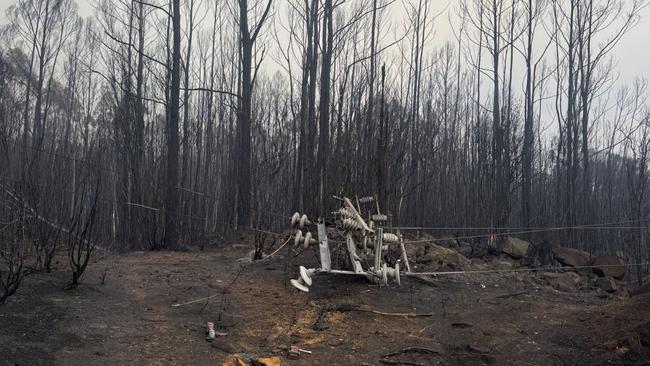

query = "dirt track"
[{"left": 1, "top": 238, "right": 649, "bottom": 366}]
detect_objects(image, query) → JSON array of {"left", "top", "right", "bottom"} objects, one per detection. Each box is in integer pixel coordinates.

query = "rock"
[
  {"left": 592, "top": 256, "right": 626, "bottom": 280},
  {"left": 552, "top": 247, "right": 593, "bottom": 267},
  {"left": 499, "top": 237, "right": 530, "bottom": 259},
  {"left": 541, "top": 271, "right": 582, "bottom": 292},
  {"left": 596, "top": 276, "right": 618, "bottom": 293},
  {"left": 418, "top": 244, "right": 469, "bottom": 271}
]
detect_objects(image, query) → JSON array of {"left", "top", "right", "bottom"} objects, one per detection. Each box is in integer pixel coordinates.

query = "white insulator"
[
  {"left": 303, "top": 231, "right": 313, "bottom": 248},
  {"left": 382, "top": 233, "right": 399, "bottom": 243},
  {"left": 299, "top": 266, "right": 315, "bottom": 286},
  {"left": 337, "top": 207, "right": 356, "bottom": 218},
  {"left": 372, "top": 214, "right": 388, "bottom": 222},
  {"left": 294, "top": 230, "right": 303, "bottom": 247},
  {"left": 290, "top": 277, "right": 309, "bottom": 292},
  {"left": 299, "top": 214, "right": 310, "bottom": 228},
  {"left": 342, "top": 217, "right": 362, "bottom": 231},
  {"left": 291, "top": 212, "right": 301, "bottom": 227},
  {"left": 359, "top": 196, "right": 374, "bottom": 204},
  {"left": 385, "top": 263, "right": 400, "bottom": 286},
  {"left": 394, "top": 262, "right": 401, "bottom": 286}
]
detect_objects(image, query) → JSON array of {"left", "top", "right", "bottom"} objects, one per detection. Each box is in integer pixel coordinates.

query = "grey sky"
[{"left": 1, "top": 0, "right": 648, "bottom": 87}]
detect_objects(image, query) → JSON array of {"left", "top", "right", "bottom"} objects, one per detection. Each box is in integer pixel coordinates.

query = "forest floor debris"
[{"left": 1, "top": 234, "right": 649, "bottom": 365}]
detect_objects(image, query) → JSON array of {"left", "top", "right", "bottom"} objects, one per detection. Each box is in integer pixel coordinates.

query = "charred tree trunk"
[
  {"left": 165, "top": 0, "right": 182, "bottom": 249},
  {"left": 237, "top": 0, "right": 272, "bottom": 228},
  {"left": 317, "top": 0, "right": 333, "bottom": 216}
]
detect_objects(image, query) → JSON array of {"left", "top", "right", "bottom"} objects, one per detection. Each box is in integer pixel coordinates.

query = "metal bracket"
[{"left": 317, "top": 223, "right": 331, "bottom": 271}]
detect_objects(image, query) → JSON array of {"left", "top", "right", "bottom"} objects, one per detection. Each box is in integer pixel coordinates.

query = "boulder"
[
  {"left": 499, "top": 237, "right": 530, "bottom": 259},
  {"left": 552, "top": 247, "right": 593, "bottom": 267},
  {"left": 592, "top": 256, "right": 626, "bottom": 280},
  {"left": 596, "top": 276, "right": 618, "bottom": 293},
  {"left": 418, "top": 244, "right": 469, "bottom": 271},
  {"left": 541, "top": 271, "right": 582, "bottom": 292}
]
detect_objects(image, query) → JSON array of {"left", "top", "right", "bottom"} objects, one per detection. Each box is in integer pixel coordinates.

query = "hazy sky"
[{"left": 1, "top": 0, "right": 648, "bottom": 86}]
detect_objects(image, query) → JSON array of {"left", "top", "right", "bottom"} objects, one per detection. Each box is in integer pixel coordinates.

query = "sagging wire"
[
  {"left": 398, "top": 219, "right": 650, "bottom": 245},
  {"left": 406, "top": 262, "right": 650, "bottom": 277},
  {"left": 385, "top": 217, "right": 650, "bottom": 232},
  {"left": 172, "top": 231, "right": 293, "bottom": 308}
]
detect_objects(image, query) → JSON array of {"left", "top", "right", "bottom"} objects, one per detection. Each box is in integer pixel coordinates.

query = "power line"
[
  {"left": 391, "top": 219, "right": 650, "bottom": 244},
  {"left": 385, "top": 218, "right": 650, "bottom": 231},
  {"left": 406, "top": 262, "right": 650, "bottom": 276}
]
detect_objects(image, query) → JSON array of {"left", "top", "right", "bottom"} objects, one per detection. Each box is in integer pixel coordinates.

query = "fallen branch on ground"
[{"left": 336, "top": 304, "right": 434, "bottom": 317}]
